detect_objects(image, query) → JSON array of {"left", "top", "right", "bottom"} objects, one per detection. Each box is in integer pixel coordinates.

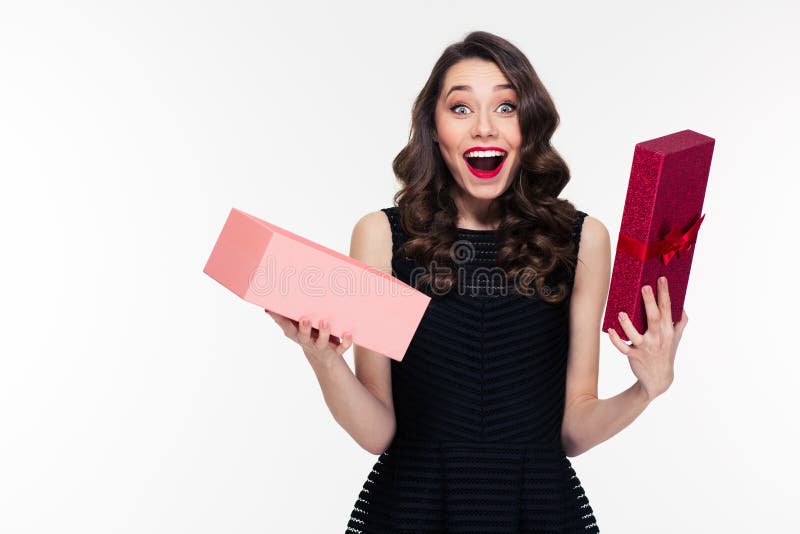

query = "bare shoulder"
[
  {"left": 579, "top": 214, "right": 609, "bottom": 241},
  {"left": 576, "top": 216, "right": 610, "bottom": 266},
  {"left": 350, "top": 210, "right": 393, "bottom": 275},
  {"left": 573, "top": 214, "right": 611, "bottom": 295}
]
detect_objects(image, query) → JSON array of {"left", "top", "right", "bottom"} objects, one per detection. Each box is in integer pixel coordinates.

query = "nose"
[{"left": 471, "top": 108, "right": 498, "bottom": 139}]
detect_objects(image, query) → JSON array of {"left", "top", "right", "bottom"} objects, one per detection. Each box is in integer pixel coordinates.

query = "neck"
[{"left": 452, "top": 191, "right": 501, "bottom": 230}]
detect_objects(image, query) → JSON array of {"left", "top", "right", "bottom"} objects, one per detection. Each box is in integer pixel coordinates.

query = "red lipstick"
[{"left": 462, "top": 146, "right": 508, "bottom": 180}]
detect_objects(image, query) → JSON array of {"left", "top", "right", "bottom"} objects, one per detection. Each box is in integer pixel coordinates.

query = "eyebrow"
[{"left": 445, "top": 83, "right": 515, "bottom": 98}]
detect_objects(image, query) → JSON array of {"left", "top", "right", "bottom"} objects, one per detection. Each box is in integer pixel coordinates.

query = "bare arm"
[
  {"left": 267, "top": 211, "right": 396, "bottom": 455},
  {"left": 561, "top": 217, "right": 688, "bottom": 456},
  {"left": 560, "top": 216, "right": 651, "bottom": 457},
  {"left": 560, "top": 215, "right": 688, "bottom": 457},
  {"left": 305, "top": 348, "right": 395, "bottom": 455},
  {"left": 562, "top": 382, "right": 652, "bottom": 457}
]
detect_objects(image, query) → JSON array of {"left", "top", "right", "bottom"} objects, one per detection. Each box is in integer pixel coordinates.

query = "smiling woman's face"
[{"left": 434, "top": 58, "right": 522, "bottom": 212}]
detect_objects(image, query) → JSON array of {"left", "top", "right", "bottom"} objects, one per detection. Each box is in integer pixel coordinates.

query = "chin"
[{"left": 461, "top": 182, "right": 508, "bottom": 200}]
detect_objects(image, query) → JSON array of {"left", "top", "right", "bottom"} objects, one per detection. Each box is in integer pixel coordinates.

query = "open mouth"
[{"left": 463, "top": 150, "right": 508, "bottom": 173}]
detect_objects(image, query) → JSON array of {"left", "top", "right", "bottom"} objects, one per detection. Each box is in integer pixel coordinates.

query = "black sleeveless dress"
[{"left": 345, "top": 206, "right": 600, "bottom": 533}]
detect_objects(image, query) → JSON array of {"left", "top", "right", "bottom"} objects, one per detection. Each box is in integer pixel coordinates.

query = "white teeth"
[{"left": 464, "top": 150, "right": 506, "bottom": 158}]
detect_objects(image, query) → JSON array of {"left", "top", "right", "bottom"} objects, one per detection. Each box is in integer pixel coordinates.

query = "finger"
[
  {"left": 315, "top": 319, "right": 331, "bottom": 351},
  {"left": 617, "top": 311, "right": 644, "bottom": 346},
  {"left": 607, "top": 328, "right": 633, "bottom": 357},
  {"left": 336, "top": 332, "right": 354, "bottom": 355},
  {"left": 641, "top": 284, "right": 661, "bottom": 332},
  {"left": 657, "top": 276, "right": 673, "bottom": 325},
  {"left": 296, "top": 317, "right": 312, "bottom": 345}
]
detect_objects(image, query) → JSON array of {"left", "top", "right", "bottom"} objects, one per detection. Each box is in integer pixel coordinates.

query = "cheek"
[
  {"left": 503, "top": 125, "right": 522, "bottom": 147},
  {"left": 436, "top": 122, "right": 464, "bottom": 145},
  {"left": 441, "top": 148, "right": 462, "bottom": 171},
  {"left": 436, "top": 132, "right": 462, "bottom": 160}
]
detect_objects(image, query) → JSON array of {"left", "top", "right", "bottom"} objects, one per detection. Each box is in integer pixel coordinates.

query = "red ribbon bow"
[{"left": 617, "top": 213, "right": 705, "bottom": 265}]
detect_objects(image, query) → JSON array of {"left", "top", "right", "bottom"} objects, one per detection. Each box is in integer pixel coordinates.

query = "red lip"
[{"left": 462, "top": 146, "right": 508, "bottom": 179}]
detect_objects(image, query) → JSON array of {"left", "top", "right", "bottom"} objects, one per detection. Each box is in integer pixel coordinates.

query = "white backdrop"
[{"left": 1, "top": 1, "right": 798, "bottom": 532}]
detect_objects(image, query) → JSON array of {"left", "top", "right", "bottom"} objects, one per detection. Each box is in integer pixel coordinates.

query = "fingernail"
[{"left": 618, "top": 311, "right": 626, "bottom": 320}]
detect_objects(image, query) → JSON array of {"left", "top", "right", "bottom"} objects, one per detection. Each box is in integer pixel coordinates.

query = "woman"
[{"left": 267, "top": 31, "right": 688, "bottom": 533}]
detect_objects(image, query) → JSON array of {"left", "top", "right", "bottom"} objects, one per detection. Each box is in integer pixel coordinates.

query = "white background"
[{"left": 1, "top": 1, "right": 798, "bottom": 532}]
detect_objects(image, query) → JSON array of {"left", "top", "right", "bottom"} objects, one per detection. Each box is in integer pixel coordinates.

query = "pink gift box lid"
[{"left": 203, "top": 207, "right": 431, "bottom": 361}]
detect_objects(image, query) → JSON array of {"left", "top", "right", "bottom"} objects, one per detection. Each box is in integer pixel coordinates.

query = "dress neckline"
[
  {"left": 386, "top": 207, "right": 498, "bottom": 234},
  {"left": 456, "top": 227, "right": 498, "bottom": 234}
]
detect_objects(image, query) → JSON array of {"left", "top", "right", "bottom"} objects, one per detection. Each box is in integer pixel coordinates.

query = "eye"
[
  {"left": 498, "top": 101, "right": 517, "bottom": 113},
  {"left": 449, "top": 101, "right": 518, "bottom": 115}
]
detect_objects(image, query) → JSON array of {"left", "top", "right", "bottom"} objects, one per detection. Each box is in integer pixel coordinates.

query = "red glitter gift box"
[{"left": 602, "top": 129, "right": 714, "bottom": 341}]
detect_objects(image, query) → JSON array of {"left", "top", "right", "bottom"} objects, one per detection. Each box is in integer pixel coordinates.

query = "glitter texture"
[{"left": 603, "top": 129, "right": 715, "bottom": 341}]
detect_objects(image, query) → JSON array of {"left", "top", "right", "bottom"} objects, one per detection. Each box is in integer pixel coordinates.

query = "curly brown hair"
[{"left": 390, "top": 31, "right": 581, "bottom": 304}]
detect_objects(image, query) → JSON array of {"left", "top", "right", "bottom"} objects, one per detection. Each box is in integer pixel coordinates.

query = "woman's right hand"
[{"left": 265, "top": 308, "right": 354, "bottom": 368}]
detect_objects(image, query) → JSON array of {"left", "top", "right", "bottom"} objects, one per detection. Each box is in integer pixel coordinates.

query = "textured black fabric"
[{"left": 346, "top": 206, "right": 599, "bottom": 533}]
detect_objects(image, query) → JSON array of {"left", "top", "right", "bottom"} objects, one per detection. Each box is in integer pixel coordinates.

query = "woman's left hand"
[{"left": 607, "top": 276, "right": 689, "bottom": 402}]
